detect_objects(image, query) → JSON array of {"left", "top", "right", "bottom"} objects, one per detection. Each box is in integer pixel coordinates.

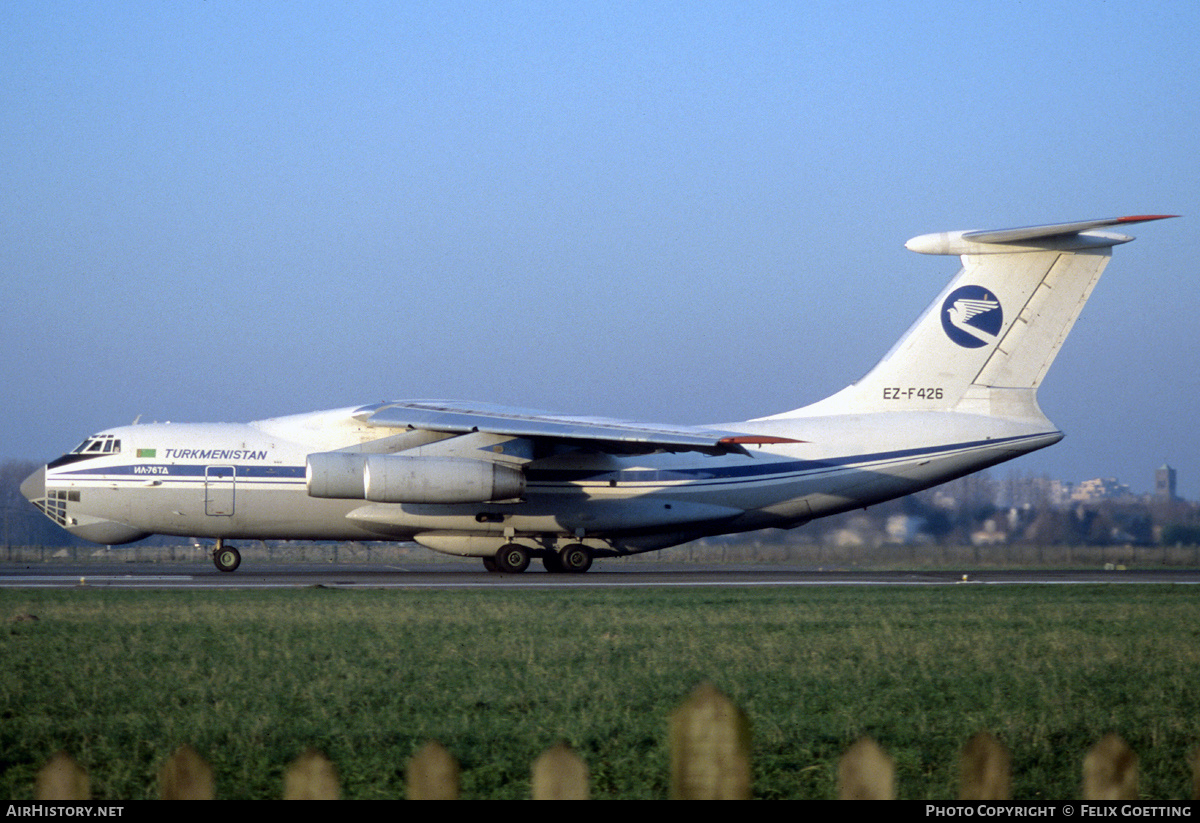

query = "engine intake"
[{"left": 306, "top": 453, "right": 525, "bottom": 504}]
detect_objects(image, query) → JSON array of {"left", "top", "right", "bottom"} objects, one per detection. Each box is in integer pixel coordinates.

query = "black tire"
[
  {"left": 558, "top": 543, "right": 592, "bottom": 574},
  {"left": 494, "top": 543, "right": 530, "bottom": 574},
  {"left": 482, "top": 557, "right": 498, "bottom": 572},
  {"left": 542, "top": 552, "right": 564, "bottom": 573},
  {"left": 214, "top": 545, "right": 241, "bottom": 573}
]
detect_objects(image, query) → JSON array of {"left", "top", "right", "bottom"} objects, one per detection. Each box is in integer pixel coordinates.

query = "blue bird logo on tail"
[{"left": 941, "top": 285, "right": 1002, "bottom": 348}]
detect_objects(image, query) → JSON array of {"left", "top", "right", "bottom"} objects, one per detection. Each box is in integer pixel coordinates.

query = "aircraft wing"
[{"left": 352, "top": 400, "right": 797, "bottom": 455}]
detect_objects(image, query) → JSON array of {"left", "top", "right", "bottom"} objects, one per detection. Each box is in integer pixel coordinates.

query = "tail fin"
[{"left": 777, "top": 215, "right": 1175, "bottom": 422}]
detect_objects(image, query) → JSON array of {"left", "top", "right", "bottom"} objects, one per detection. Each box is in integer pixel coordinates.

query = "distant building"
[
  {"left": 1071, "top": 477, "right": 1132, "bottom": 503},
  {"left": 1155, "top": 464, "right": 1178, "bottom": 500},
  {"left": 1047, "top": 479, "right": 1074, "bottom": 508},
  {"left": 885, "top": 514, "right": 929, "bottom": 545}
]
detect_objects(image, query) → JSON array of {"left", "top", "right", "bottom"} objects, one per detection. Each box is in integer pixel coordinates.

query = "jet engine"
[{"left": 306, "top": 452, "right": 525, "bottom": 504}]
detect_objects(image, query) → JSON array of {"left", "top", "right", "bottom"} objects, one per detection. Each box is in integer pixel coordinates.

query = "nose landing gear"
[{"left": 212, "top": 539, "right": 241, "bottom": 573}]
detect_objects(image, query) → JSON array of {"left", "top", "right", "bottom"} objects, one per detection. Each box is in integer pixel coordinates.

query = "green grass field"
[{"left": 2, "top": 584, "right": 1198, "bottom": 799}]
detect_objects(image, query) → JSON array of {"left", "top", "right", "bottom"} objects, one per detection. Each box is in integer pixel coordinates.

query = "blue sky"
[{"left": 2, "top": 2, "right": 1197, "bottom": 497}]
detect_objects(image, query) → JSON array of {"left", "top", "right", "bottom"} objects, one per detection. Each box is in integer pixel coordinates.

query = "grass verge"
[{"left": 2, "top": 584, "right": 1198, "bottom": 799}]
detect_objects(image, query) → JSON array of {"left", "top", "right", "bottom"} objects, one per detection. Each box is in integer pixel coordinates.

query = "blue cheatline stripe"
[{"left": 53, "top": 464, "right": 306, "bottom": 479}]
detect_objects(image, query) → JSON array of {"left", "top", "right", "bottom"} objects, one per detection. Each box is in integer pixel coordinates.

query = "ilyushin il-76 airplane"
[{"left": 21, "top": 215, "right": 1174, "bottom": 573}]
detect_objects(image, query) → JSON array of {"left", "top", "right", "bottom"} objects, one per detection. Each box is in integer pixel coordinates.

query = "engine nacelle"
[
  {"left": 305, "top": 452, "right": 367, "bottom": 499},
  {"left": 306, "top": 453, "right": 525, "bottom": 504}
]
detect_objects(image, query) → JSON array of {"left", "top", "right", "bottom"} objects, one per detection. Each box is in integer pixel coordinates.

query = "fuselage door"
[{"left": 205, "top": 465, "right": 236, "bottom": 516}]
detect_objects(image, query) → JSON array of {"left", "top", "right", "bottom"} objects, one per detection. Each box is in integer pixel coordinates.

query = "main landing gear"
[
  {"left": 483, "top": 542, "right": 593, "bottom": 574},
  {"left": 548, "top": 543, "right": 593, "bottom": 574},
  {"left": 212, "top": 538, "right": 241, "bottom": 573}
]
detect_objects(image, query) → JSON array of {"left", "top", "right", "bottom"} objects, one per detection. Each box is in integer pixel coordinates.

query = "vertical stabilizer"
[{"left": 768, "top": 215, "right": 1174, "bottom": 422}]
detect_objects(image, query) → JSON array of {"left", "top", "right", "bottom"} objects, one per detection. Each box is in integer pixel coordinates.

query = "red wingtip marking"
[{"left": 1117, "top": 214, "right": 1179, "bottom": 223}]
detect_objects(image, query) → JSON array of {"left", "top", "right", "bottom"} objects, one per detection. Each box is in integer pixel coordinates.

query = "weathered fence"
[{"left": 29, "top": 683, "right": 1200, "bottom": 800}]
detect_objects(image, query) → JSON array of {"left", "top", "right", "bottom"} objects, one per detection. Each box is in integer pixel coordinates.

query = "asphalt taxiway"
[{"left": 2, "top": 562, "right": 1198, "bottom": 590}]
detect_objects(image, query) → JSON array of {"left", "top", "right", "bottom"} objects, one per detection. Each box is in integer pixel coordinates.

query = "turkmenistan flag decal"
[{"left": 137, "top": 448, "right": 156, "bottom": 458}]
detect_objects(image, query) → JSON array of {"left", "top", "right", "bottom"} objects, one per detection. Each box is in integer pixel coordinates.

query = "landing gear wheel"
[
  {"left": 213, "top": 543, "right": 241, "bottom": 573},
  {"left": 494, "top": 543, "right": 530, "bottom": 574},
  {"left": 482, "top": 557, "right": 498, "bottom": 573},
  {"left": 558, "top": 543, "right": 593, "bottom": 574},
  {"left": 542, "top": 552, "right": 564, "bottom": 573}
]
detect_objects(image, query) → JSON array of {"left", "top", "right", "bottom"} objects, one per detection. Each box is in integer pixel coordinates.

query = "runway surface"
[{"left": 2, "top": 561, "right": 1198, "bottom": 589}]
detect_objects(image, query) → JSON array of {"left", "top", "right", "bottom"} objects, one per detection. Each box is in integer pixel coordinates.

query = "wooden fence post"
[
  {"left": 838, "top": 737, "right": 894, "bottom": 800},
  {"left": 1083, "top": 734, "right": 1137, "bottom": 800},
  {"left": 959, "top": 731, "right": 1011, "bottom": 800},
  {"left": 283, "top": 748, "right": 340, "bottom": 800},
  {"left": 25, "top": 732, "right": 1200, "bottom": 799},
  {"left": 158, "top": 744, "right": 214, "bottom": 800},
  {"left": 406, "top": 740, "right": 459, "bottom": 800},
  {"left": 532, "top": 741, "right": 589, "bottom": 800},
  {"left": 35, "top": 751, "right": 89, "bottom": 801},
  {"left": 669, "top": 682, "right": 752, "bottom": 799}
]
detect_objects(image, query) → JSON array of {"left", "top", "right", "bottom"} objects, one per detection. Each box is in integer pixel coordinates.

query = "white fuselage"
[{"left": 29, "top": 405, "right": 1060, "bottom": 556}]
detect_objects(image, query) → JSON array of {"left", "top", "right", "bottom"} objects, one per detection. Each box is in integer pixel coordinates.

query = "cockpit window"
[
  {"left": 72, "top": 435, "right": 121, "bottom": 455},
  {"left": 49, "top": 434, "right": 121, "bottom": 469}
]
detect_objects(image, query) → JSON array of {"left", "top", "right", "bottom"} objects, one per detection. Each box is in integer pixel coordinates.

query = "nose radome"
[{"left": 20, "top": 465, "right": 45, "bottom": 502}]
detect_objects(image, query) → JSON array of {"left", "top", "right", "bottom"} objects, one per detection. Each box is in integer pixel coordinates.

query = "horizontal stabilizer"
[{"left": 906, "top": 215, "right": 1176, "bottom": 256}]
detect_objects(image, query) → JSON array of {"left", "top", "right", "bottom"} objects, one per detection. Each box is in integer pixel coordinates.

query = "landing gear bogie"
[{"left": 486, "top": 541, "right": 595, "bottom": 574}]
